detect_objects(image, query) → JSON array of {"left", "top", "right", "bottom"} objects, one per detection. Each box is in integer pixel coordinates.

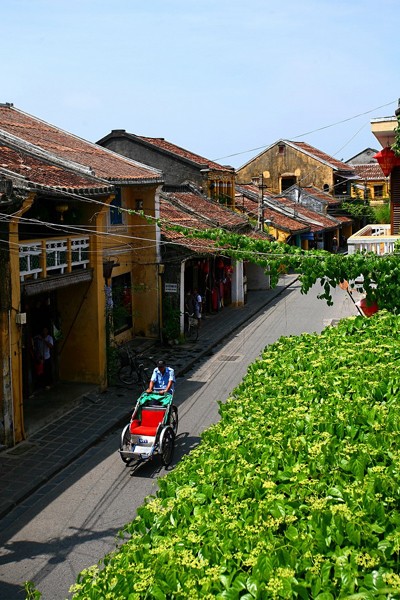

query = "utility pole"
[{"left": 258, "top": 173, "right": 265, "bottom": 231}]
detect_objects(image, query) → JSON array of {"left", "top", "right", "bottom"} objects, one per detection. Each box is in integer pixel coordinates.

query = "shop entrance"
[{"left": 22, "top": 291, "right": 60, "bottom": 398}]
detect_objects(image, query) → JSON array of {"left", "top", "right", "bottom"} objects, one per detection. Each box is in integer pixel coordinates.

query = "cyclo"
[{"left": 119, "top": 389, "right": 178, "bottom": 469}]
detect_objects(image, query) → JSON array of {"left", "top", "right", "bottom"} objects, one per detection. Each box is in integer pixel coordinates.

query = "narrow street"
[{"left": 0, "top": 281, "right": 361, "bottom": 600}]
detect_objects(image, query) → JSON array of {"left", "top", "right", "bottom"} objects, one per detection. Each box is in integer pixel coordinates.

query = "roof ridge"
[{"left": 0, "top": 104, "right": 164, "bottom": 179}]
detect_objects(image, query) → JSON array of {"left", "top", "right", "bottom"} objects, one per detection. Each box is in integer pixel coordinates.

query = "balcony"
[
  {"left": 347, "top": 224, "right": 400, "bottom": 255},
  {"left": 19, "top": 236, "right": 90, "bottom": 282}
]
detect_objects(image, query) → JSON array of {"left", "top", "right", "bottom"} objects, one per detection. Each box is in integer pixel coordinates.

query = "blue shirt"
[{"left": 151, "top": 367, "right": 175, "bottom": 392}]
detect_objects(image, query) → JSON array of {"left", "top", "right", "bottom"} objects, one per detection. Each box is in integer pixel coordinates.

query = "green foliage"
[
  {"left": 391, "top": 114, "right": 400, "bottom": 156},
  {"left": 168, "top": 227, "right": 399, "bottom": 314},
  {"left": 373, "top": 202, "right": 391, "bottom": 224},
  {"left": 341, "top": 200, "right": 375, "bottom": 222},
  {"left": 24, "top": 581, "right": 42, "bottom": 599},
  {"left": 70, "top": 311, "right": 400, "bottom": 599},
  {"left": 162, "top": 296, "right": 181, "bottom": 342},
  {"left": 105, "top": 310, "right": 119, "bottom": 384},
  {"left": 130, "top": 205, "right": 400, "bottom": 314}
]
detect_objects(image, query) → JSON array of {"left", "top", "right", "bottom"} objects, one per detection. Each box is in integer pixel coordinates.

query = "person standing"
[
  {"left": 34, "top": 327, "right": 54, "bottom": 389},
  {"left": 185, "top": 290, "right": 194, "bottom": 315},
  {"left": 193, "top": 288, "right": 202, "bottom": 321}
]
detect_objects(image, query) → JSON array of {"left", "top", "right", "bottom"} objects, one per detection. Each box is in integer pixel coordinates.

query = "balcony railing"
[
  {"left": 19, "top": 236, "right": 90, "bottom": 281},
  {"left": 347, "top": 224, "right": 400, "bottom": 255}
]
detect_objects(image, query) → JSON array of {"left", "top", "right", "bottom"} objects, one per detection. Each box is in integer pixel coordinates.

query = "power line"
[{"left": 213, "top": 99, "right": 397, "bottom": 162}]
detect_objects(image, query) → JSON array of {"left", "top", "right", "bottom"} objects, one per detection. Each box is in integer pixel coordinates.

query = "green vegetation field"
[{"left": 71, "top": 311, "right": 400, "bottom": 599}]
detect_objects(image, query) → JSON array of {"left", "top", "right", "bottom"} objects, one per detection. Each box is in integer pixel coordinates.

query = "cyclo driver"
[{"left": 146, "top": 360, "right": 175, "bottom": 396}]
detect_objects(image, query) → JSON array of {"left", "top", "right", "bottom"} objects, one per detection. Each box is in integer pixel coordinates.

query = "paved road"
[{"left": 0, "top": 281, "right": 360, "bottom": 600}]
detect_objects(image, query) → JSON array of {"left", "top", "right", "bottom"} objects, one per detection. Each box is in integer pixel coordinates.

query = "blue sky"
[{"left": 2, "top": 0, "right": 399, "bottom": 168}]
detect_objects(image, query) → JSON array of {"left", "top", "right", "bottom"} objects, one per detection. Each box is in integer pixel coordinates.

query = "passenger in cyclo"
[{"left": 146, "top": 360, "right": 175, "bottom": 396}]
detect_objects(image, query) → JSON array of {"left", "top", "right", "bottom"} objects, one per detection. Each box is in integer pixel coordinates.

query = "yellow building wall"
[
  {"left": 271, "top": 227, "right": 291, "bottom": 243},
  {"left": 102, "top": 184, "right": 160, "bottom": 339},
  {"left": 55, "top": 201, "right": 109, "bottom": 387},
  {"left": 350, "top": 179, "right": 389, "bottom": 201},
  {"left": 207, "top": 172, "right": 236, "bottom": 208},
  {"left": 238, "top": 145, "right": 335, "bottom": 195}
]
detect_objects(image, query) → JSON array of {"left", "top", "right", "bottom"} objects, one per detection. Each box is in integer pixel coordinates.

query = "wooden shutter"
[{"left": 391, "top": 167, "right": 400, "bottom": 234}]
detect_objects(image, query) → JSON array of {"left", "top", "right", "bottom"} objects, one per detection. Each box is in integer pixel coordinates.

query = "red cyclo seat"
[{"left": 130, "top": 409, "right": 166, "bottom": 436}]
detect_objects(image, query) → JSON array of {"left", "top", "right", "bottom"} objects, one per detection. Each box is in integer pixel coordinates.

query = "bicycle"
[
  {"left": 118, "top": 347, "right": 156, "bottom": 388},
  {"left": 184, "top": 311, "right": 199, "bottom": 341}
]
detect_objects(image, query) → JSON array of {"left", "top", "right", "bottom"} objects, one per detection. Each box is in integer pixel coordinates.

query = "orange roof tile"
[
  {"left": 290, "top": 141, "right": 354, "bottom": 172},
  {"left": 138, "top": 136, "right": 230, "bottom": 172},
  {"left": 276, "top": 197, "right": 339, "bottom": 232},
  {"left": 0, "top": 142, "right": 112, "bottom": 193},
  {"left": 159, "top": 197, "right": 221, "bottom": 254},
  {"left": 302, "top": 186, "right": 341, "bottom": 205},
  {"left": 164, "top": 191, "right": 248, "bottom": 229},
  {"left": 352, "top": 163, "right": 386, "bottom": 181},
  {"left": 0, "top": 104, "right": 163, "bottom": 184}
]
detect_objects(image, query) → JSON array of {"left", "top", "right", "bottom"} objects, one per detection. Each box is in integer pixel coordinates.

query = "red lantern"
[
  {"left": 356, "top": 297, "right": 379, "bottom": 317},
  {"left": 374, "top": 147, "right": 399, "bottom": 177},
  {"left": 202, "top": 261, "right": 210, "bottom": 274}
]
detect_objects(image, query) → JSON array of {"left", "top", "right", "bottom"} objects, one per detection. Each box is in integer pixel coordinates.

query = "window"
[
  {"left": 110, "top": 188, "right": 123, "bottom": 225},
  {"left": 281, "top": 176, "right": 296, "bottom": 192},
  {"left": 278, "top": 144, "right": 285, "bottom": 155},
  {"left": 374, "top": 185, "right": 383, "bottom": 198}
]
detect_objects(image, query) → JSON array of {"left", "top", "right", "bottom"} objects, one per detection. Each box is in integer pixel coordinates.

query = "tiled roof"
[
  {"left": 275, "top": 197, "right": 339, "bottom": 232},
  {"left": 290, "top": 141, "right": 354, "bottom": 172},
  {"left": 159, "top": 196, "right": 224, "bottom": 254},
  {"left": 236, "top": 185, "right": 310, "bottom": 234},
  {"left": 0, "top": 140, "right": 113, "bottom": 193},
  {"left": 302, "top": 186, "right": 341, "bottom": 206},
  {"left": 163, "top": 191, "right": 249, "bottom": 229},
  {"left": 0, "top": 104, "right": 163, "bottom": 184},
  {"left": 236, "top": 183, "right": 275, "bottom": 200},
  {"left": 263, "top": 205, "right": 310, "bottom": 234},
  {"left": 137, "top": 136, "right": 230, "bottom": 172},
  {"left": 352, "top": 163, "right": 386, "bottom": 181},
  {"left": 160, "top": 194, "right": 267, "bottom": 254},
  {"left": 334, "top": 214, "right": 353, "bottom": 224}
]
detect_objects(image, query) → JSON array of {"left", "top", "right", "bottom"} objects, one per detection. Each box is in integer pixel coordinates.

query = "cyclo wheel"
[
  {"left": 118, "top": 364, "right": 137, "bottom": 386},
  {"left": 119, "top": 424, "right": 132, "bottom": 464},
  {"left": 184, "top": 318, "right": 198, "bottom": 342},
  {"left": 170, "top": 405, "right": 178, "bottom": 434},
  {"left": 136, "top": 357, "right": 156, "bottom": 390},
  {"left": 160, "top": 427, "right": 175, "bottom": 466}
]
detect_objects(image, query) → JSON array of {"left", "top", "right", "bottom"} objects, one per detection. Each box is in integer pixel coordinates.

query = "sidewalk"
[{"left": 0, "top": 274, "right": 298, "bottom": 519}]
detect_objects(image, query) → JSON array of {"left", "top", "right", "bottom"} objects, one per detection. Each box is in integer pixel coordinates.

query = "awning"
[{"left": 22, "top": 269, "right": 93, "bottom": 296}]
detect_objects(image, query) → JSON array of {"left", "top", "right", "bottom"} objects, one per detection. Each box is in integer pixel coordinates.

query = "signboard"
[{"left": 165, "top": 283, "right": 178, "bottom": 293}]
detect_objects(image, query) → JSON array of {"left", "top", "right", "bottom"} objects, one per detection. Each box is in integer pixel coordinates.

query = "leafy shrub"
[
  {"left": 373, "top": 202, "right": 391, "bottom": 224},
  {"left": 71, "top": 311, "right": 400, "bottom": 599}
]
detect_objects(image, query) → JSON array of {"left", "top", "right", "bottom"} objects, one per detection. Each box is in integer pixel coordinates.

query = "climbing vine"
[
  {"left": 391, "top": 113, "right": 400, "bottom": 156},
  {"left": 131, "top": 209, "right": 400, "bottom": 314},
  {"left": 174, "top": 226, "right": 400, "bottom": 314}
]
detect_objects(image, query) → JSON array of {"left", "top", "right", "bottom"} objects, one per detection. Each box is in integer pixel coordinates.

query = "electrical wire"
[
  {"left": 212, "top": 99, "right": 397, "bottom": 162},
  {"left": 1, "top": 97, "right": 394, "bottom": 266}
]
